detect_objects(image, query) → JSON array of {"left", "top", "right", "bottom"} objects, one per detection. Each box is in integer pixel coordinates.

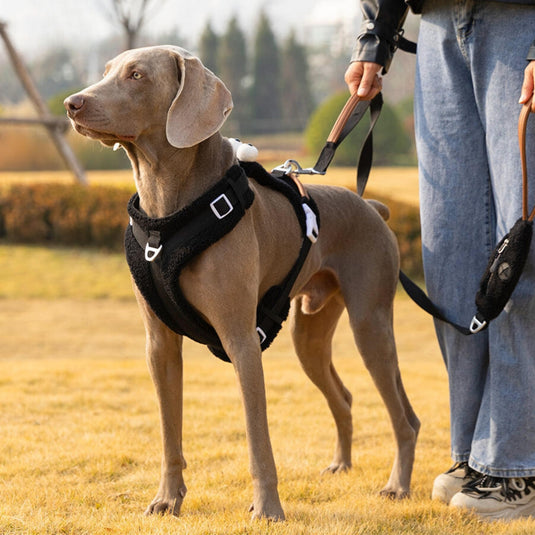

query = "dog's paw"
[
  {"left": 248, "top": 501, "right": 286, "bottom": 521},
  {"left": 379, "top": 487, "right": 410, "bottom": 500},
  {"left": 321, "top": 462, "right": 351, "bottom": 475},
  {"left": 144, "top": 487, "right": 186, "bottom": 517}
]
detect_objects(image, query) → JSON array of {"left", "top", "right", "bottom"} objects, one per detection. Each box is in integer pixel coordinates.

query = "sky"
[{"left": 0, "top": 0, "right": 361, "bottom": 58}]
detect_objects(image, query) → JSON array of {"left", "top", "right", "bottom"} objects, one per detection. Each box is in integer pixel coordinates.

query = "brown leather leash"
[
  {"left": 519, "top": 98, "right": 534, "bottom": 221},
  {"left": 327, "top": 92, "right": 362, "bottom": 143}
]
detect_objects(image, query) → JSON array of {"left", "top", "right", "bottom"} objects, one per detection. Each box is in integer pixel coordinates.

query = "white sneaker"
[
  {"left": 432, "top": 461, "right": 480, "bottom": 504},
  {"left": 450, "top": 475, "right": 535, "bottom": 520}
]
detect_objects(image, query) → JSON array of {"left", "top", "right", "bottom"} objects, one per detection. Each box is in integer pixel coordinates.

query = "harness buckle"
[
  {"left": 303, "top": 203, "right": 319, "bottom": 243},
  {"left": 210, "top": 193, "right": 234, "bottom": 219},
  {"left": 470, "top": 315, "right": 487, "bottom": 334},
  {"left": 256, "top": 326, "right": 267, "bottom": 345}
]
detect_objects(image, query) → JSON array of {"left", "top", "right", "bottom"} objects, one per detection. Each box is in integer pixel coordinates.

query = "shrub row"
[
  {"left": 0, "top": 183, "right": 134, "bottom": 251},
  {"left": 0, "top": 183, "right": 423, "bottom": 278},
  {"left": 370, "top": 193, "right": 423, "bottom": 279}
]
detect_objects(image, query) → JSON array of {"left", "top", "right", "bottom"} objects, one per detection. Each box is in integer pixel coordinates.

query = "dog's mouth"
[{"left": 68, "top": 118, "right": 136, "bottom": 144}]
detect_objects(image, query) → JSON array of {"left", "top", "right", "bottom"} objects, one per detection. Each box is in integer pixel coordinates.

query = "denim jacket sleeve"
[{"left": 350, "top": 0, "right": 410, "bottom": 73}]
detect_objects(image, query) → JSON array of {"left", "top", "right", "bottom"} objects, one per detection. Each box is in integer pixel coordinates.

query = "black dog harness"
[{"left": 125, "top": 161, "right": 319, "bottom": 362}]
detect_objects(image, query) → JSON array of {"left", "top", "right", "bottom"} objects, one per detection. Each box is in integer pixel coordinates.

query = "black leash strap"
[{"left": 399, "top": 271, "right": 472, "bottom": 335}]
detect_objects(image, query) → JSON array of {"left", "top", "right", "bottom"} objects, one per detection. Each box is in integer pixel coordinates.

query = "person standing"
[{"left": 346, "top": 0, "right": 535, "bottom": 521}]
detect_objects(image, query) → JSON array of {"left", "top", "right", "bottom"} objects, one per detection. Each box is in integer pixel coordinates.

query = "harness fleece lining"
[{"left": 125, "top": 160, "right": 320, "bottom": 362}]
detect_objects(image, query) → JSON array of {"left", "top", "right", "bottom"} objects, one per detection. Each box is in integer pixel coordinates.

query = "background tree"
[
  {"left": 105, "top": 0, "right": 165, "bottom": 50},
  {"left": 249, "top": 11, "right": 281, "bottom": 134},
  {"left": 218, "top": 16, "right": 248, "bottom": 135},
  {"left": 198, "top": 21, "right": 219, "bottom": 74},
  {"left": 280, "top": 31, "right": 314, "bottom": 131}
]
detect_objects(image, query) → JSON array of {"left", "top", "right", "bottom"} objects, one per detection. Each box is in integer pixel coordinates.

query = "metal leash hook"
[
  {"left": 270, "top": 160, "right": 320, "bottom": 243},
  {"left": 271, "top": 159, "right": 326, "bottom": 177}
]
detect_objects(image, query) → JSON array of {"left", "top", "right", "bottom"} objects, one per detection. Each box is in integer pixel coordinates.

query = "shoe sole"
[{"left": 450, "top": 495, "right": 535, "bottom": 521}]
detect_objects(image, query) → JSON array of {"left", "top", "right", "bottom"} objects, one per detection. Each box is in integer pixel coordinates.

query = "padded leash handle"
[
  {"left": 312, "top": 92, "right": 383, "bottom": 195},
  {"left": 327, "top": 92, "right": 362, "bottom": 143}
]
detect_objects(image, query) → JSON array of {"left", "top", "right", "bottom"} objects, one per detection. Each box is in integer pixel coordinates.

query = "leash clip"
[
  {"left": 470, "top": 315, "right": 487, "bottom": 334},
  {"left": 272, "top": 159, "right": 325, "bottom": 177}
]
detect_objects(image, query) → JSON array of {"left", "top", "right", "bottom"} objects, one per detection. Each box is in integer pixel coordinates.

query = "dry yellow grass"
[
  {"left": 2, "top": 295, "right": 534, "bottom": 534},
  {"left": 1, "top": 168, "right": 533, "bottom": 533}
]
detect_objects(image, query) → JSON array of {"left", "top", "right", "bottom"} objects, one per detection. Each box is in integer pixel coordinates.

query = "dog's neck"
[{"left": 123, "top": 133, "right": 236, "bottom": 219}]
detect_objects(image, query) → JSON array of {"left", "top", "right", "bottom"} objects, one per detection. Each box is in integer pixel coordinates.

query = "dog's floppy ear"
[{"left": 164, "top": 46, "right": 233, "bottom": 148}]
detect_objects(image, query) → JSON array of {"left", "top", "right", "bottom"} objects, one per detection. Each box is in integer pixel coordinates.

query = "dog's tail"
[{"left": 366, "top": 199, "right": 390, "bottom": 221}]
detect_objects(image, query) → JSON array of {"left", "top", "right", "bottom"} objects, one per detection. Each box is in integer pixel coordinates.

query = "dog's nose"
[{"left": 64, "top": 94, "right": 85, "bottom": 114}]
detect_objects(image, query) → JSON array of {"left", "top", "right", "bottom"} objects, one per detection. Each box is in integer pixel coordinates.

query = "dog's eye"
[{"left": 131, "top": 71, "right": 143, "bottom": 80}]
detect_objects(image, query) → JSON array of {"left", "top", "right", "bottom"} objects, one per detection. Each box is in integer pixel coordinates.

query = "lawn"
[{"left": 0, "top": 169, "right": 532, "bottom": 534}]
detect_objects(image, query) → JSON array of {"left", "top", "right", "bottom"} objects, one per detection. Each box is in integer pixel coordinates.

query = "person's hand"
[
  {"left": 519, "top": 60, "right": 535, "bottom": 111},
  {"left": 344, "top": 61, "right": 383, "bottom": 99}
]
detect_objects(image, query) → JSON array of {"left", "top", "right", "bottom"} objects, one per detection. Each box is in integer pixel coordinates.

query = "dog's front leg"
[
  {"left": 227, "top": 336, "right": 285, "bottom": 521},
  {"left": 142, "top": 316, "right": 187, "bottom": 517}
]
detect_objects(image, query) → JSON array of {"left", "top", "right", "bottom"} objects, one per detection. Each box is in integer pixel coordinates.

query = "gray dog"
[{"left": 64, "top": 45, "right": 419, "bottom": 521}]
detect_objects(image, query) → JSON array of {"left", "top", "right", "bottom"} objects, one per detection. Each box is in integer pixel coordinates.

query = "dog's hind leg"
[
  {"left": 350, "top": 308, "right": 420, "bottom": 499},
  {"left": 290, "top": 285, "right": 353, "bottom": 474}
]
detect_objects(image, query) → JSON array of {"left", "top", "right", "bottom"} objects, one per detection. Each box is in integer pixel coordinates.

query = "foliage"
[
  {"left": 217, "top": 16, "right": 249, "bottom": 134},
  {"left": 280, "top": 32, "right": 314, "bottom": 131},
  {"left": 248, "top": 11, "right": 282, "bottom": 134},
  {"left": 29, "top": 47, "right": 85, "bottom": 105},
  {"left": 305, "top": 91, "right": 414, "bottom": 167},
  {"left": 0, "top": 182, "right": 132, "bottom": 250},
  {"left": 198, "top": 22, "right": 220, "bottom": 74},
  {"left": 370, "top": 192, "right": 423, "bottom": 279},
  {"left": 72, "top": 134, "right": 131, "bottom": 170}
]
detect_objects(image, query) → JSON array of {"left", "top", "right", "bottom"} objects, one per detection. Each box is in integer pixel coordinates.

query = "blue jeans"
[{"left": 415, "top": 0, "right": 535, "bottom": 477}]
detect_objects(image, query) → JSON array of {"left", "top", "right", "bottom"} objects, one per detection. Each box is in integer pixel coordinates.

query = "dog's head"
[{"left": 64, "top": 46, "right": 233, "bottom": 148}]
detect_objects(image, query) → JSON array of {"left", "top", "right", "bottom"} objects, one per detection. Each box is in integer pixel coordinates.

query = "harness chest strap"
[{"left": 127, "top": 165, "right": 254, "bottom": 357}]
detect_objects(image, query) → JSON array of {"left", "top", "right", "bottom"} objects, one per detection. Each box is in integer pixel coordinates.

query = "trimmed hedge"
[
  {"left": 367, "top": 192, "right": 423, "bottom": 279},
  {"left": 0, "top": 182, "right": 423, "bottom": 278},
  {"left": 0, "top": 183, "right": 133, "bottom": 251}
]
